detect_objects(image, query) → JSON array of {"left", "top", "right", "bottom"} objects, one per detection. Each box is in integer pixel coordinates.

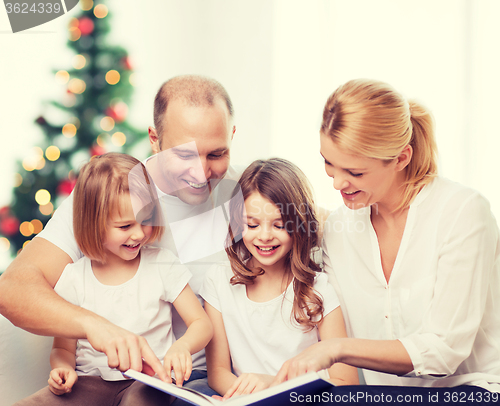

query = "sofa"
[{"left": 0, "top": 315, "right": 52, "bottom": 406}]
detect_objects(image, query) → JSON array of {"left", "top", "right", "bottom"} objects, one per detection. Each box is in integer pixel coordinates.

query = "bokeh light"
[
  {"left": 100, "top": 116, "right": 115, "bottom": 132},
  {"left": 19, "top": 221, "right": 35, "bottom": 237},
  {"left": 55, "top": 70, "right": 70, "bottom": 84},
  {"left": 0, "top": 237, "right": 10, "bottom": 253},
  {"left": 68, "top": 78, "right": 86, "bottom": 94},
  {"left": 35, "top": 189, "right": 51, "bottom": 206},
  {"left": 31, "top": 219, "right": 43, "bottom": 234},
  {"left": 111, "top": 132, "right": 126, "bottom": 146},
  {"left": 105, "top": 70, "right": 120, "bottom": 85},
  {"left": 94, "top": 4, "right": 108, "bottom": 18},
  {"left": 69, "top": 27, "right": 81, "bottom": 41},
  {"left": 62, "top": 123, "right": 77, "bottom": 138},
  {"left": 80, "top": 0, "right": 93, "bottom": 11},
  {"left": 73, "top": 54, "right": 87, "bottom": 70},
  {"left": 46, "top": 146, "right": 61, "bottom": 161},
  {"left": 39, "top": 202, "right": 54, "bottom": 216}
]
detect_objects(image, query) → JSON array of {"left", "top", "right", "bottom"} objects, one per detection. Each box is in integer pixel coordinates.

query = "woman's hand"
[
  {"left": 273, "top": 340, "right": 337, "bottom": 385},
  {"left": 223, "top": 373, "right": 274, "bottom": 399},
  {"left": 48, "top": 367, "right": 78, "bottom": 395},
  {"left": 163, "top": 340, "right": 192, "bottom": 387}
]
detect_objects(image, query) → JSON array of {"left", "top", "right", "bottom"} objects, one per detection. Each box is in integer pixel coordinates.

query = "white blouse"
[{"left": 323, "top": 177, "right": 500, "bottom": 390}]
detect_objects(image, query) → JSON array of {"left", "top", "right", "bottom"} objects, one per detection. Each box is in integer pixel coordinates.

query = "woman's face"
[{"left": 320, "top": 132, "right": 407, "bottom": 211}]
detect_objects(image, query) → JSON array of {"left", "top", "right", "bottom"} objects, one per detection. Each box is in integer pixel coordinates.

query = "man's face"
[{"left": 149, "top": 98, "right": 234, "bottom": 206}]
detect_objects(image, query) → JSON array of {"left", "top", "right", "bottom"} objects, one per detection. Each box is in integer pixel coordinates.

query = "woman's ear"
[{"left": 396, "top": 144, "right": 413, "bottom": 171}]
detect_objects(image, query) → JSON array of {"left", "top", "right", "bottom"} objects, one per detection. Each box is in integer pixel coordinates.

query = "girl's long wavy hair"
[
  {"left": 321, "top": 79, "right": 438, "bottom": 211},
  {"left": 225, "top": 158, "right": 324, "bottom": 331}
]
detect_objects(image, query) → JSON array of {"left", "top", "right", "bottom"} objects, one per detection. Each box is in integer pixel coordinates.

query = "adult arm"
[
  {"left": 0, "top": 239, "right": 167, "bottom": 380},
  {"left": 277, "top": 191, "right": 498, "bottom": 383},
  {"left": 317, "top": 308, "right": 359, "bottom": 386},
  {"left": 274, "top": 337, "right": 412, "bottom": 384}
]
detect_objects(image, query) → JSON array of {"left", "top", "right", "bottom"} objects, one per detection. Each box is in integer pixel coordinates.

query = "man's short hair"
[{"left": 153, "top": 75, "right": 234, "bottom": 143}]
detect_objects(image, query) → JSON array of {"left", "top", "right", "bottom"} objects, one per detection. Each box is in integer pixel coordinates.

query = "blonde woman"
[{"left": 275, "top": 79, "right": 500, "bottom": 392}]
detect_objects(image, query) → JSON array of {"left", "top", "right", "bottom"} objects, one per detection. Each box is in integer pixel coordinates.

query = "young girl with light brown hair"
[
  {"left": 200, "top": 158, "right": 358, "bottom": 399},
  {"left": 15, "top": 153, "right": 213, "bottom": 406}
]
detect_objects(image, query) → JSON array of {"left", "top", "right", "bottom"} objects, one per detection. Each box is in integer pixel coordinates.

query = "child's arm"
[
  {"left": 317, "top": 307, "right": 359, "bottom": 386},
  {"left": 49, "top": 337, "right": 78, "bottom": 395},
  {"left": 205, "top": 302, "right": 274, "bottom": 399},
  {"left": 168, "top": 285, "right": 213, "bottom": 387}
]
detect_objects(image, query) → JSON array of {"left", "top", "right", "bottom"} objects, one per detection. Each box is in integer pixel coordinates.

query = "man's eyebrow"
[
  {"left": 171, "top": 146, "right": 197, "bottom": 154},
  {"left": 209, "top": 147, "right": 228, "bottom": 154}
]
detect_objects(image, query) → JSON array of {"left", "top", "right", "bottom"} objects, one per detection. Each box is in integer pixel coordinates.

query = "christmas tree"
[{"left": 0, "top": 0, "right": 147, "bottom": 258}]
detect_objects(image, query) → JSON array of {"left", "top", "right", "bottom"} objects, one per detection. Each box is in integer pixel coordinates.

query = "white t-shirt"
[
  {"left": 54, "top": 246, "right": 191, "bottom": 381},
  {"left": 200, "top": 262, "right": 340, "bottom": 377},
  {"left": 37, "top": 163, "right": 243, "bottom": 370},
  {"left": 323, "top": 177, "right": 500, "bottom": 391}
]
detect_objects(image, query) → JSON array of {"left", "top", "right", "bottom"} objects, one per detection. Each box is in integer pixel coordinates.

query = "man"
[{"left": 0, "top": 75, "right": 239, "bottom": 396}]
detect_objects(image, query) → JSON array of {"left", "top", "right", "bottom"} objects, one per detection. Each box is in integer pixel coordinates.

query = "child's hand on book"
[
  {"left": 222, "top": 373, "right": 274, "bottom": 399},
  {"left": 163, "top": 340, "right": 192, "bottom": 387},
  {"left": 48, "top": 367, "right": 78, "bottom": 396}
]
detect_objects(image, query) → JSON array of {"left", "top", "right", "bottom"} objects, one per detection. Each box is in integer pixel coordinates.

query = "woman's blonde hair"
[
  {"left": 73, "top": 153, "right": 164, "bottom": 263},
  {"left": 225, "top": 158, "right": 324, "bottom": 331},
  {"left": 321, "top": 79, "right": 438, "bottom": 210}
]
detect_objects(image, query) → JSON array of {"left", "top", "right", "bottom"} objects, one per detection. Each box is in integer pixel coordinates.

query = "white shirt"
[
  {"left": 200, "top": 262, "right": 340, "bottom": 376},
  {"left": 37, "top": 163, "right": 243, "bottom": 370},
  {"left": 54, "top": 247, "right": 191, "bottom": 381},
  {"left": 323, "top": 177, "right": 500, "bottom": 390}
]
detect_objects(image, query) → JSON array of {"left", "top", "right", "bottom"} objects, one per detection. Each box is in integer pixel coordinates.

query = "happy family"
[{"left": 0, "top": 75, "right": 499, "bottom": 405}]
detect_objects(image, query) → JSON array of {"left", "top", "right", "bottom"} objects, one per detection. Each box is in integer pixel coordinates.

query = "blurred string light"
[
  {"left": 69, "top": 26, "right": 81, "bottom": 41},
  {"left": 0, "top": 237, "right": 10, "bottom": 252},
  {"left": 129, "top": 73, "right": 136, "bottom": 86},
  {"left": 19, "top": 221, "right": 34, "bottom": 237},
  {"left": 96, "top": 133, "right": 108, "bottom": 147},
  {"left": 45, "top": 146, "right": 61, "bottom": 161},
  {"left": 35, "top": 189, "right": 51, "bottom": 206},
  {"left": 62, "top": 123, "right": 77, "bottom": 138},
  {"left": 111, "top": 132, "right": 126, "bottom": 146},
  {"left": 105, "top": 70, "right": 120, "bottom": 85},
  {"left": 68, "top": 78, "right": 86, "bottom": 94},
  {"left": 55, "top": 70, "right": 70, "bottom": 84},
  {"left": 80, "top": 0, "right": 93, "bottom": 11},
  {"left": 22, "top": 147, "right": 44, "bottom": 172},
  {"left": 39, "top": 203, "right": 54, "bottom": 216},
  {"left": 100, "top": 116, "right": 115, "bottom": 131},
  {"left": 31, "top": 219, "right": 43, "bottom": 234},
  {"left": 73, "top": 54, "right": 87, "bottom": 70},
  {"left": 14, "top": 173, "right": 22, "bottom": 187},
  {"left": 94, "top": 4, "right": 108, "bottom": 18}
]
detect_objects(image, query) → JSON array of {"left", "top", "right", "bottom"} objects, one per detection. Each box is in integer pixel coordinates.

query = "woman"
[{"left": 275, "top": 79, "right": 500, "bottom": 391}]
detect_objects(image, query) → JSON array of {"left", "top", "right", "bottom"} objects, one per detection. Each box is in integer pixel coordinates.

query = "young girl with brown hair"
[{"left": 200, "top": 158, "right": 358, "bottom": 399}]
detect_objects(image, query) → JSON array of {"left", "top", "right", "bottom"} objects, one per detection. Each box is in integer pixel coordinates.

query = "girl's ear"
[{"left": 395, "top": 144, "right": 413, "bottom": 172}]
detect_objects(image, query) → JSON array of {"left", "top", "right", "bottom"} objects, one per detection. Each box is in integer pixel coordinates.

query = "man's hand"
[
  {"left": 48, "top": 367, "right": 78, "bottom": 395},
  {"left": 85, "top": 318, "right": 167, "bottom": 381},
  {"left": 223, "top": 373, "right": 274, "bottom": 399}
]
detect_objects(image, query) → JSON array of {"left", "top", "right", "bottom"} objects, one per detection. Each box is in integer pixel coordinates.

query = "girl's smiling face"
[
  {"left": 320, "top": 132, "right": 409, "bottom": 212},
  {"left": 103, "top": 193, "right": 153, "bottom": 265},
  {"left": 242, "top": 192, "right": 292, "bottom": 273}
]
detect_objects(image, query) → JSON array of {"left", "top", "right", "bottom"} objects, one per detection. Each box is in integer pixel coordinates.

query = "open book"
[{"left": 124, "top": 369, "right": 334, "bottom": 406}]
